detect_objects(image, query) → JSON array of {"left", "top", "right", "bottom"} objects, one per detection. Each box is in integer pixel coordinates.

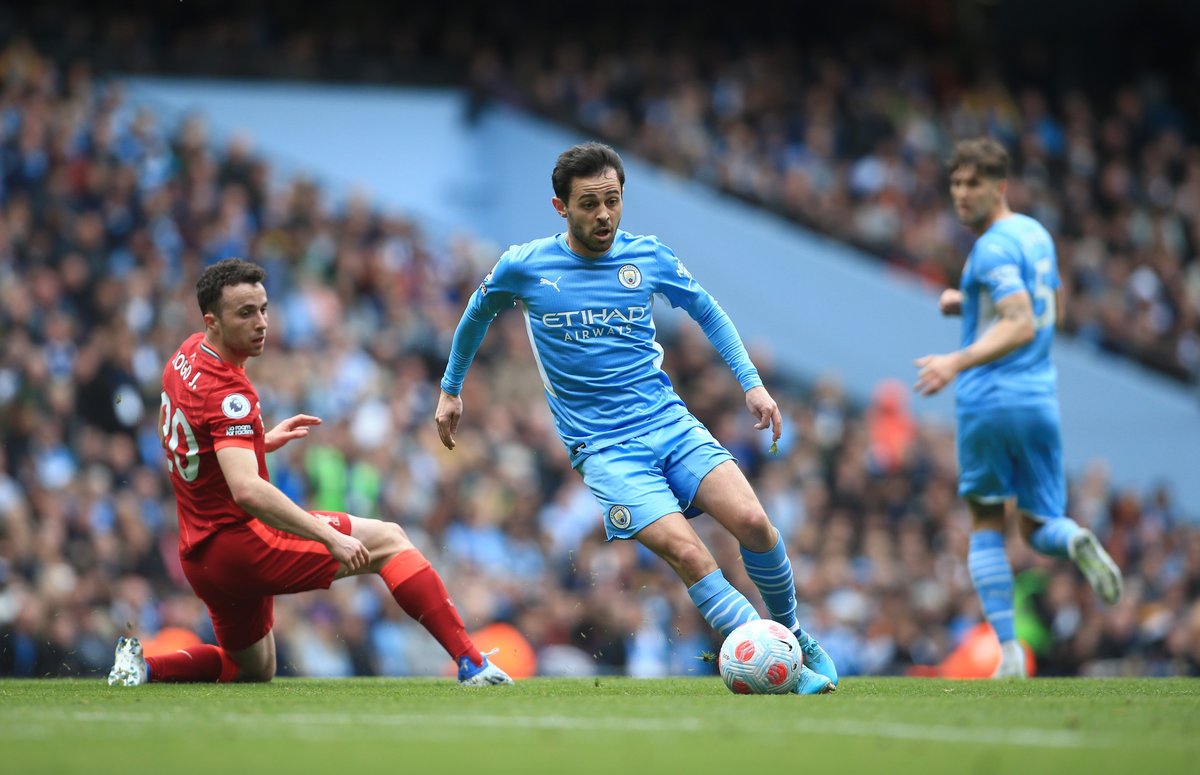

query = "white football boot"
[
  {"left": 992, "top": 640, "right": 1027, "bottom": 679},
  {"left": 1069, "top": 529, "right": 1123, "bottom": 605},
  {"left": 107, "top": 636, "right": 149, "bottom": 686},
  {"left": 457, "top": 648, "right": 514, "bottom": 686}
]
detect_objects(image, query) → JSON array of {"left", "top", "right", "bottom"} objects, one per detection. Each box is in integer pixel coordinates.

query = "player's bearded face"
[
  {"left": 560, "top": 170, "right": 623, "bottom": 257},
  {"left": 213, "top": 282, "right": 269, "bottom": 358},
  {"left": 950, "top": 166, "right": 1002, "bottom": 230}
]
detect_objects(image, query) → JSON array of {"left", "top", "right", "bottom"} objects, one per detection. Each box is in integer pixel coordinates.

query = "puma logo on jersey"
[{"left": 539, "top": 276, "right": 562, "bottom": 292}]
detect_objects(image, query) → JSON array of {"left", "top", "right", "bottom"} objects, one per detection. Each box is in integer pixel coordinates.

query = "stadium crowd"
[
  {"left": 1, "top": 35, "right": 1198, "bottom": 681},
  {"left": 467, "top": 35, "right": 1200, "bottom": 384},
  {"left": 13, "top": 1, "right": 1200, "bottom": 384}
]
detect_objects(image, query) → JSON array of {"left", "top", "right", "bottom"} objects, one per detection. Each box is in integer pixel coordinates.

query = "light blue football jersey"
[
  {"left": 957, "top": 213, "right": 1059, "bottom": 410},
  {"left": 441, "top": 230, "right": 762, "bottom": 458}
]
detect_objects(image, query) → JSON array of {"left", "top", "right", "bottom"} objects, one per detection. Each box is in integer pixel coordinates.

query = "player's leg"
[
  {"left": 578, "top": 438, "right": 757, "bottom": 636},
  {"left": 334, "top": 514, "right": 511, "bottom": 685},
  {"left": 1012, "top": 404, "right": 1122, "bottom": 604},
  {"left": 958, "top": 409, "right": 1025, "bottom": 678},
  {"left": 110, "top": 533, "right": 275, "bottom": 686},
  {"left": 965, "top": 499, "right": 1024, "bottom": 677},
  {"left": 633, "top": 513, "right": 831, "bottom": 695},
  {"left": 111, "top": 625, "right": 260, "bottom": 686},
  {"left": 690, "top": 458, "right": 838, "bottom": 686},
  {"left": 134, "top": 590, "right": 274, "bottom": 684},
  {"left": 116, "top": 515, "right": 345, "bottom": 686},
  {"left": 228, "top": 630, "right": 276, "bottom": 681},
  {"left": 581, "top": 431, "right": 831, "bottom": 694},
  {"left": 690, "top": 460, "right": 796, "bottom": 626},
  {"left": 633, "top": 511, "right": 756, "bottom": 631},
  {"left": 661, "top": 415, "right": 837, "bottom": 686}
]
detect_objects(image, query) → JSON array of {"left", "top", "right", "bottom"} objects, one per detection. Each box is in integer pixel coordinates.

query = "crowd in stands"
[
  {"left": 12, "top": 1, "right": 1200, "bottom": 384},
  {"left": 1, "top": 34, "right": 1198, "bottom": 681},
  {"left": 467, "top": 38, "right": 1200, "bottom": 383}
]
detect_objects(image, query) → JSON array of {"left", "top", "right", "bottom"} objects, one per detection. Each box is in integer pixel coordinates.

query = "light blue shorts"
[
  {"left": 576, "top": 413, "right": 734, "bottom": 541},
  {"left": 956, "top": 401, "right": 1065, "bottom": 520}
]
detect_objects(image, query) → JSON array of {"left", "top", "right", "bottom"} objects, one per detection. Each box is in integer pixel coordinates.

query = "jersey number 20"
[{"left": 160, "top": 392, "right": 200, "bottom": 481}]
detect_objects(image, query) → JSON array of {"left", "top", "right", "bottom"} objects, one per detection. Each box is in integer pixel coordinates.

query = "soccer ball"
[{"left": 718, "top": 619, "right": 802, "bottom": 694}]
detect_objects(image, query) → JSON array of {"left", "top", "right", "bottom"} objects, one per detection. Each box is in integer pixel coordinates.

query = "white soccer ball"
[{"left": 718, "top": 619, "right": 802, "bottom": 694}]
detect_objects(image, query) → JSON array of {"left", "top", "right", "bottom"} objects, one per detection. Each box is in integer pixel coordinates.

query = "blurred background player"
[
  {"left": 435, "top": 142, "right": 836, "bottom": 694},
  {"left": 913, "top": 138, "right": 1124, "bottom": 678},
  {"left": 109, "top": 259, "right": 512, "bottom": 687}
]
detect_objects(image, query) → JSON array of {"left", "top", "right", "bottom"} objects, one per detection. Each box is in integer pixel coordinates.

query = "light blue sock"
[
  {"left": 740, "top": 530, "right": 800, "bottom": 632},
  {"left": 968, "top": 529, "right": 1015, "bottom": 643},
  {"left": 1029, "top": 517, "right": 1081, "bottom": 559},
  {"left": 687, "top": 569, "right": 759, "bottom": 638}
]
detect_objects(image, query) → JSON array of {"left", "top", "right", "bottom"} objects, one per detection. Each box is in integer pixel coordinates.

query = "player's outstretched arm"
[
  {"left": 745, "top": 385, "right": 782, "bottom": 444},
  {"left": 215, "top": 445, "right": 369, "bottom": 570},
  {"left": 264, "top": 414, "right": 322, "bottom": 453},
  {"left": 435, "top": 390, "right": 464, "bottom": 450}
]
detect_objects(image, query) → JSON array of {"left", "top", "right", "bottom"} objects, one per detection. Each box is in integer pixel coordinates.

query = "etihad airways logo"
[
  {"left": 538, "top": 306, "right": 647, "bottom": 341},
  {"left": 540, "top": 306, "right": 646, "bottom": 328}
]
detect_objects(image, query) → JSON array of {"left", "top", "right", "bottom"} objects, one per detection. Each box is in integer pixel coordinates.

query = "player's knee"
[
  {"left": 731, "top": 506, "right": 773, "bottom": 545},
  {"left": 382, "top": 521, "right": 413, "bottom": 555},
  {"left": 235, "top": 657, "right": 276, "bottom": 683},
  {"left": 670, "top": 540, "right": 716, "bottom": 580},
  {"left": 367, "top": 521, "right": 414, "bottom": 569},
  {"left": 240, "top": 667, "right": 275, "bottom": 683}
]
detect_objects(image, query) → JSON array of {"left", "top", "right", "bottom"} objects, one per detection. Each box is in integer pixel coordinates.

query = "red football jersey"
[{"left": 160, "top": 332, "right": 269, "bottom": 557}]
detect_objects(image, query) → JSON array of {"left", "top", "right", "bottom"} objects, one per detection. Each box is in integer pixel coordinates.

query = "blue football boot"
[
  {"left": 793, "top": 664, "right": 836, "bottom": 695},
  {"left": 795, "top": 630, "right": 839, "bottom": 687}
]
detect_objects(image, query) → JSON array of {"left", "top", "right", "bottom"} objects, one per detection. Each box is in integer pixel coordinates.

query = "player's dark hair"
[
  {"left": 552, "top": 142, "right": 625, "bottom": 202},
  {"left": 949, "top": 137, "right": 1010, "bottom": 180},
  {"left": 196, "top": 258, "right": 267, "bottom": 315}
]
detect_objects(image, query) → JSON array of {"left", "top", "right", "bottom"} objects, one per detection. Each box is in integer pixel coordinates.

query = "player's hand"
[
  {"left": 435, "top": 390, "right": 464, "bottom": 450},
  {"left": 264, "top": 414, "right": 322, "bottom": 453},
  {"left": 745, "top": 386, "right": 782, "bottom": 444},
  {"left": 938, "top": 289, "right": 963, "bottom": 316},
  {"left": 327, "top": 532, "right": 370, "bottom": 573},
  {"left": 913, "top": 353, "right": 961, "bottom": 396}
]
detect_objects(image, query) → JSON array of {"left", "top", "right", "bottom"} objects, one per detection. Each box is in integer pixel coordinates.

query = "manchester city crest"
[
  {"left": 608, "top": 504, "right": 632, "bottom": 529},
  {"left": 617, "top": 264, "right": 642, "bottom": 289}
]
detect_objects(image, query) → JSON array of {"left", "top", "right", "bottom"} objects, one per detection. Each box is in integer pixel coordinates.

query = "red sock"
[
  {"left": 380, "top": 549, "right": 481, "bottom": 666},
  {"left": 145, "top": 645, "right": 240, "bottom": 683}
]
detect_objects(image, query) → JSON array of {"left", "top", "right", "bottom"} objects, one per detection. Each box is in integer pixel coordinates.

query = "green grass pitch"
[{"left": 2, "top": 677, "right": 1197, "bottom": 774}]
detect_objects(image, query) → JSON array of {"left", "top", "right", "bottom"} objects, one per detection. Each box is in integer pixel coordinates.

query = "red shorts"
[{"left": 180, "top": 512, "right": 352, "bottom": 651}]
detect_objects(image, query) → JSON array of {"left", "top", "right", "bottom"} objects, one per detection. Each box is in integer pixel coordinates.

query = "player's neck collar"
[{"left": 199, "top": 340, "right": 224, "bottom": 362}]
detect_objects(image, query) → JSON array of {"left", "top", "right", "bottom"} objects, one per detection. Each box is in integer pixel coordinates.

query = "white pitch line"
[
  {"left": 798, "top": 719, "right": 1088, "bottom": 749},
  {"left": 2, "top": 709, "right": 1099, "bottom": 749}
]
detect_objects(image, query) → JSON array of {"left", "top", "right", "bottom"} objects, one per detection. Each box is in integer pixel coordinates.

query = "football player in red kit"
[{"left": 109, "top": 258, "right": 511, "bottom": 686}]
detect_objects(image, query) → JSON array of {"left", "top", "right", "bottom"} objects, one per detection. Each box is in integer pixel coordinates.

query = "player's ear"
[{"left": 551, "top": 196, "right": 568, "bottom": 217}]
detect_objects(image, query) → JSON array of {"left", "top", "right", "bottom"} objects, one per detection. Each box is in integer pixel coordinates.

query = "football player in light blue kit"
[
  {"left": 914, "top": 137, "right": 1123, "bottom": 678},
  {"left": 435, "top": 142, "right": 836, "bottom": 694}
]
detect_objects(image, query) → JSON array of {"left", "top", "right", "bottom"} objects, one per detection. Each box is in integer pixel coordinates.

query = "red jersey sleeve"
[{"left": 205, "top": 381, "right": 262, "bottom": 451}]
